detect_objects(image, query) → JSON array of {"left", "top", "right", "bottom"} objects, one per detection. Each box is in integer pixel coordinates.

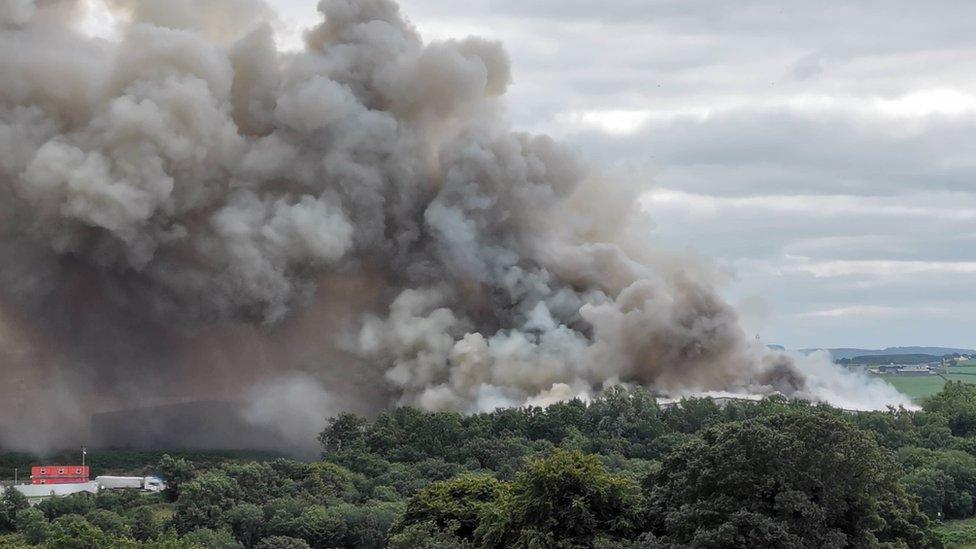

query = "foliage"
[
  {"left": 15, "top": 507, "right": 50, "bottom": 545},
  {"left": 302, "top": 461, "right": 360, "bottom": 503},
  {"left": 933, "top": 517, "right": 976, "bottom": 548},
  {"left": 394, "top": 474, "right": 502, "bottom": 540},
  {"left": 0, "top": 532, "right": 30, "bottom": 548},
  {"left": 925, "top": 382, "right": 976, "bottom": 437},
  {"left": 898, "top": 448, "right": 976, "bottom": 519},
  {"left": 319, "top": 413, "right": 368, "bottom": 453},
  {"left": 183, "top": 527, "right": 244, "bottom": 548},
  {"left": 47, "top": 514, "right": 117, "bottom": 548},
  {"left": 159, "top": 454, "right": 197, "bottom": 501},
  {"left": 85, "top": 508, "right": 132, "bottom": 538},
  {"left": 256, "top": 536, "right": 312, "bottom": 549},
  {"left": 173, "top": 470, "right": 243, "bottom": 533},
  {"left": 37, "top": 492, "right": 95, "bottom": 521},
  {"left": 226, "top": 503, "right": 265, "bottom": 547},
  {"left": 476, "top": 449, "right": 643, "bottom": 548},
  {"left": 129, "top": 505, "right": 164, "bottom": 542},
  {"left": 10, "top": 384, "right": 976, "bottom": 547},
  {"left": 643, "top": 410, "right": 933, "bottom": 548},
  {"left": 388, "top": 521, "right": 469, "bottom": 549},
  {"left": 293, "top": 505, "right": 347, "bottom": 548},
  {"left": 0, "top": 486, "right": 28, "bottom": 532}
]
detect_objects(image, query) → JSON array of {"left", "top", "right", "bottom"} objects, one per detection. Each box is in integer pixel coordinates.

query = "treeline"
[
  {"left": 7, "top": 384, "right": 976, "bottom": 547},
  {"left": 838, "top": 353, "right": 945, "bottom": 365},
  {"left": 0, "top": 450, "right": 285, "bottom": 481}
]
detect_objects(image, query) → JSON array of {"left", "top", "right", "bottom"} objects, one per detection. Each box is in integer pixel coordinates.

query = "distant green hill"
[
  {"left": 800, "top": 346, "right": 975, "bottom": 360},
  {"left": 839, "top": 354, "right": 941, "bottom": 365}
]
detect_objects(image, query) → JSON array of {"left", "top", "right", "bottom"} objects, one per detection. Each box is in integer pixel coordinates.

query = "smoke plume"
[{"left": 0, "top": 0, "right": 909, "bottom": 451}]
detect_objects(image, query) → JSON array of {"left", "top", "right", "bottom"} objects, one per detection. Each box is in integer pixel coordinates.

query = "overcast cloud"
[{"left": 186, "top": 1, "right": 976, "bottom": 348}]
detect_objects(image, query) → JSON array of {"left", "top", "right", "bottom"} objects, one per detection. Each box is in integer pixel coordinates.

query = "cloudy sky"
[{"left": 82, "top": 0, "right": 976, "bottom": 350}]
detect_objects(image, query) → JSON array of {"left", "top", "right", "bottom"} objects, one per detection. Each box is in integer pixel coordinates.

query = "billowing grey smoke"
[{"left": 0, "top": 0, "right": 908, "bottom": 451}]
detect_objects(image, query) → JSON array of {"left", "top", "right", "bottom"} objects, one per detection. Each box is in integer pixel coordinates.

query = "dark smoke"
[{"left": 0, "top": 0, "right": 907, "bottom": 451}]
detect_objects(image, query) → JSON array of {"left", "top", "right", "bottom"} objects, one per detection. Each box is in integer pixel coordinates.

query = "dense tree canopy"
[
  {"left": 644, "top": 411, "right": 932, "bottom": 548},
  {"left": 7, "top": 385, "right": 976, "bottom": 547},
  {"left": 924, "top": 382, "right": 976, "bottom": 437},
  {"left": 476, "top": 449, "right": 643, "bottom": 548},
  {"left": 394, "top": 474, "right": 502, "bottom": 540}
]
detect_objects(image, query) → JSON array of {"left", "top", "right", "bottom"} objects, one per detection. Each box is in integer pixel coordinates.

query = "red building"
[{"left": 31, "top": 465, "right": 89, "bottom": 485}]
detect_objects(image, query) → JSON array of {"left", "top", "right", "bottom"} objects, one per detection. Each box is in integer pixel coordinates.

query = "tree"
[
  {"left": 158, "top": 454, "right": 197, "bottom": 501},
  {"left": 138, "top": 532, "right": 201, "bottom": 548},
  {"left": 583, "top": 386, "right": 665, "bottom": 458},
  {"left": 923, "top": 382, "right": 976, "bottom": 437},
  {"left": 226, "top": 503, "right": 265, "bottom": 548},
  {"left": 295, "top": 505, "right": 347, "bottom": 548},
  {"left": 898, "top": 447, "right": 976, "bottom": 519},
  {"left": 224, "top": 462, "right": 290, "bottom": 504},
  {"left": 388, "top": 521, "right": 469, "bottom": 549},
  {"left": 86, "top": 508, "right": 132, "bottom": 538},
  {"left": 333, "top": 502, "right": 401, "bottom": 548},
  {"left": 264, "top": 497, "right": 309, "bottom": 539},
  {"left": 319, "top": 413, "right": 368, "bottom": 453},
  {"left": 183, "top": 527, "right": 244, "bottom": 549},
  {"left": 0, "top": 488, "right": 28, "bottom": 532},
  {"left": 173, "top": 471, "right": 243, "bottom": 533},
  {"left": 129, "top": 505, "right": 163, "bottom": 542},
  {"left": 15, "top": 507, "right": 50, "bottom": 545},
  {"left": 394, "top": 474, "right": 503, "bottom": 540},
  {"left": 0, "top": 532, "right": 32, "bottom": 548},
  {"left": 302, "top": 461, "right": 360, "bottom": 503},
  {"left": 903, "top": 468, "right": 955, "bottom": 519},
  {"left": 95, "top": 489, "right": 139, "bottom": 514},
  {"left": 47, "top": 514, "right": 113, "bottom": 549},
  {"left": 644, "top": 410, "right": 934, "bottom": 548},
  {"left": 661, "top": 396, "right": 723, "bottom": 434},
  {"left": 256, "top": 536, "right": 312, "bottom": 549},
  {"left": 476, "top": 449, "right": 643, "bottom": 548},
  {"left": 37, "top": 492, "right": 94, "bottom": 520}
]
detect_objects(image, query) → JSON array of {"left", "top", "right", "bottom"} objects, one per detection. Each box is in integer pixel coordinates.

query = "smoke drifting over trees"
[{"left": 0, "top": 0, "right": 908, "bottom": 451}]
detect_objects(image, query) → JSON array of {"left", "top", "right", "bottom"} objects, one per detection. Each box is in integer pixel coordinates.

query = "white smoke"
[
  {"left": 0, "top": 0, "right": 910, "bottom": 449},
  {"left": 790, "top": 351, "right": 916, "bottom": 410},
  {"left": 242, "top": 373, "right": 338, "bottom": 447}
]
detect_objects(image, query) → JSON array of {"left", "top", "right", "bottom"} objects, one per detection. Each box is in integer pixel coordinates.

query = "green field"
[
  {"left": 934, "top": 517, "right": 976, "bottom": 548},
  {"left": 879, "top": 375, "right": 949, "bottom": 401},
  {"left": 878, "top": 362, "right": 976, "bottom": 402}
]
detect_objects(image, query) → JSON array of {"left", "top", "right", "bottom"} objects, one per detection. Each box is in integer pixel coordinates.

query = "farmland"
[
  {"left": 877, "top": 360, "right": 976, "bottom": 402},
  {"left": 880, "top": 375, "right": 949, "bottom": 401}
]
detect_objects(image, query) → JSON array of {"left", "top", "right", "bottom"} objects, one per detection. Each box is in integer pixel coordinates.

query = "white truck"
[{"left": 95, "top": 475, "right": 166, "bottom": 492}]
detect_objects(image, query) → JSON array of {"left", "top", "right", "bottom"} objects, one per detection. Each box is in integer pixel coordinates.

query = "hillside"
[
  {"left": 800, "top": 346, "right": 975, "bottom": 360},
  {"left": 841, "top": 354, "right": 941, "bottom": 365}
]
